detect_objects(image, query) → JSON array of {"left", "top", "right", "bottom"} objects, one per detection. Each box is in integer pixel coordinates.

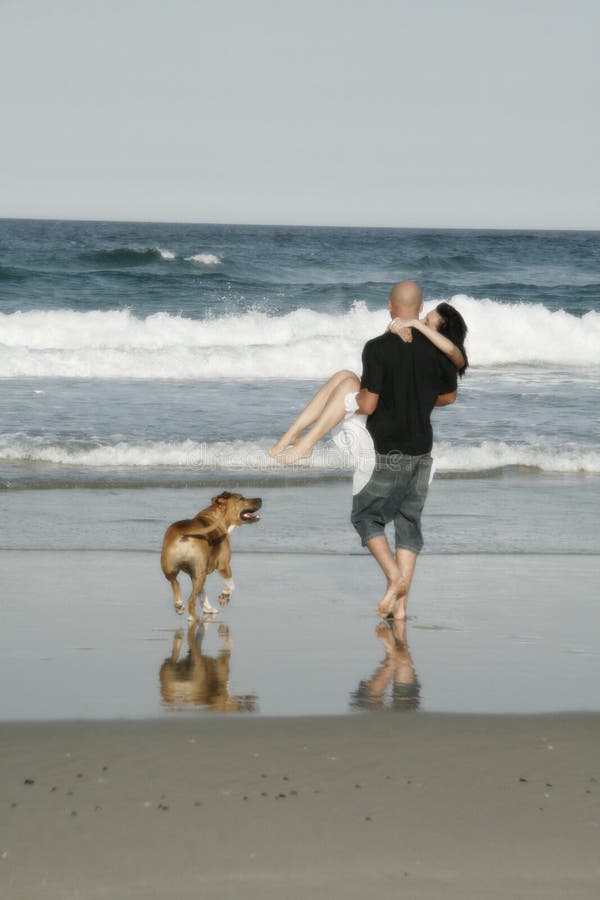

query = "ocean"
[
  {"left": 1, "top": 219, "right": 599, "bottom": 539},
  {"left": 1, "top": 219, "right": 599, "bottom": 717}
]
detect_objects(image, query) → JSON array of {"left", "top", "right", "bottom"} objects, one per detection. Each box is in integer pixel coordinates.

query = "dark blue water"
[{"left": 2, "top": 219, "right": 599, "bottom": 316}]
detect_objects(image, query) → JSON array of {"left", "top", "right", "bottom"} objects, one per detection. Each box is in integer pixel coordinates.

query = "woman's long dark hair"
[{"left": 435, "top": 302, "right": 469, "bottom": 376}]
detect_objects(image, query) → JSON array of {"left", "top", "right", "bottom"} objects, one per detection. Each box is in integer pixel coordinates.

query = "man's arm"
[
  {"left": 357, "top": 340, "right": 382, "bottom": 415},
  {"left": 434, "top": 390, "right": 457, "bottom": 407},
  {"left": 356, "top": 387, "right": 379, "bottom": 415}
]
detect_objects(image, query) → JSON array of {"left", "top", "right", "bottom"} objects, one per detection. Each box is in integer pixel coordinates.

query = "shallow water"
[
  {"left": 2, "top": 475, "right": 599, "bottom": 555},
  {"left": 1, "top": 547, "right": 599, "bottom": 720}
]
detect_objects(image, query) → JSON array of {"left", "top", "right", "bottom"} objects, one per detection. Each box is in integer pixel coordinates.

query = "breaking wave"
[
  {"left": 0, "top": 296, "right": 598, "bottom": 379},
  {"left": 1, "top": 435, "right": 598, "bottom": 475},
  {"left": 79, "top": 246, "right": 177, "bottom": 265},
  {"left": 78, "top": 246, "right": 222, "bottom": 266}
]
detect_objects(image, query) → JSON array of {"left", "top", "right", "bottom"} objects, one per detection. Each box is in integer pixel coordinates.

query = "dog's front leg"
[{"left": 218, "top": 562, "right": 235, "bottom": 607}]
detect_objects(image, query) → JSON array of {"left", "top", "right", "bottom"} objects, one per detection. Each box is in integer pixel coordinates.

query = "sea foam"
[
  {"left": 1, "top": 435, "right": 598, "bottom": 474},
  {"left": 184, "top": 253, "right": 222, "bottom": 265},
  {"left": 0, "top": 297, "right": 598, "bottom": 379}
]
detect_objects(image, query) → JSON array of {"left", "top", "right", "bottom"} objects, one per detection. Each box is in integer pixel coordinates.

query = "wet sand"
[
  {"left": 2, "top": 714, "right": 600, "bottom": 899},
  {"left": 1, "top": 549, "right": 599, "bottom": 717}
]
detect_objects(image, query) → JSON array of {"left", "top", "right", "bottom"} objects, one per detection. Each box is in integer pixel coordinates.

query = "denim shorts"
[{"left": 350, "top": 452, "right": 433, "bottom": 554}]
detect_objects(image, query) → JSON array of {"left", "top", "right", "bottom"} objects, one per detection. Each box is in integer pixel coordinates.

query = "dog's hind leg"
[
  {"left": 187, "top": 570, "right": 208, "bottom": 622},
  {"left": 166, "top": 574, "right": 185, "bottom": 615}
]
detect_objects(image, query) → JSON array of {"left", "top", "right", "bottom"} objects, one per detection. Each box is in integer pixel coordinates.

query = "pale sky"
[{"left": 1, "top": 0, "right": 598, "bottom": 228}]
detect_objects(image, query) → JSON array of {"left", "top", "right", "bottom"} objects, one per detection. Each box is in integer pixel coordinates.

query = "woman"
[{"left": 269, "top": 302, "right": 468, "bottom": 465}]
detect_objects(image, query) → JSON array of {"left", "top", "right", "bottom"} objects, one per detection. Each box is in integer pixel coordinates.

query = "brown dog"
[{"left": 161, "top": 491, "right": 261, "bottom": 620}]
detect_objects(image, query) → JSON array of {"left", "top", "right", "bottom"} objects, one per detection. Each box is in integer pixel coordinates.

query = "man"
[{"left": 352, "top": 280, "right": 457, "bottom": 620}]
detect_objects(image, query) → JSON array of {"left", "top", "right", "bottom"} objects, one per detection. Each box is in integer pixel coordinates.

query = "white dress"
[
  {"left": 332, "top": 392, "right": 436, "bottom": 495},
  {"left": 331, "top": 392, "right": 376, "bottom": 495}
]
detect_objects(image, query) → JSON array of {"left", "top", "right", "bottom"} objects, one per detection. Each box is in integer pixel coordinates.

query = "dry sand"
[{"left": 2, "top": 713, "right": 599, "bottom": 899}]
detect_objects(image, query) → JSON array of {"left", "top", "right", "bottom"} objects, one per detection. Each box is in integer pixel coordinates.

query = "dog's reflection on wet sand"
[
  {"left": 350, "top": 620, "right": 420, "bottom": 711},
  {"left": 159, "top": 622, "right": 257, "bottom": 712}
]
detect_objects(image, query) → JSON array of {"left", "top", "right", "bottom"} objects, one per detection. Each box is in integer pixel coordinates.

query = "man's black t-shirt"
[{"left": 360, "top": 330, "right": 457, "bottom": 455}]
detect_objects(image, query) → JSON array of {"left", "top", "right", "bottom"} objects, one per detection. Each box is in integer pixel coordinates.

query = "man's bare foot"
[
  {"left": 274, "top": 440, "right": 314, "bottom": 465},
  {"left": 392, "top": 597, "right": 408, "bottom": 622},
  {"left": 376, "top": 575, "right": 407, "bottom": 619}
]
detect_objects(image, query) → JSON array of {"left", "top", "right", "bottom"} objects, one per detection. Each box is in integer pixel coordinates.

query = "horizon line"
[{"left": 1, "top": 215, "right": 599, "bottom": 234}]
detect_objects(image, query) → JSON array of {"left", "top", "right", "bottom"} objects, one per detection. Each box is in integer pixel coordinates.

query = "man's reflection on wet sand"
[
  {"left": 350, "top": 620, "right": 420, "bottom": 711},
  {"left": 159, "top": 622, "right": 257, "bottom": 712}
]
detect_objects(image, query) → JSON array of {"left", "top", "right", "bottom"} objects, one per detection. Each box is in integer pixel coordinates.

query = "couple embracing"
[{"left": 270, "top": 281, "right": 468, "bottom": 621}]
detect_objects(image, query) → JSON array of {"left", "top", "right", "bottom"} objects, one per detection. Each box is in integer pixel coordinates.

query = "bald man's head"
[{"left": 387, "top": 281, "right": 423, "bottom": 319}]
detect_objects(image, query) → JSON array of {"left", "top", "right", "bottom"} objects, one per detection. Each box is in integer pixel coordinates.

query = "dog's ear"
[{"left": 211, "top": 491, "right": 232, "bottom": 506}]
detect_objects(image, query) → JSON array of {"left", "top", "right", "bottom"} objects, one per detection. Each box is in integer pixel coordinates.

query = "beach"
[
  {"left": 2, "top": 546, "right": 600, "bottom": 897},
  {"left": 2, "top": 714, "right": 600, "bottom": 899},
  {"left": 1, "top": 220, "right": 599, "bottom": 896}
]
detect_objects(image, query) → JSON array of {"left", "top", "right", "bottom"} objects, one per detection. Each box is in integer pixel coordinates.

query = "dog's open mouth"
[{"left": 240, "top": 509, "right": 261, "bottom": 522}]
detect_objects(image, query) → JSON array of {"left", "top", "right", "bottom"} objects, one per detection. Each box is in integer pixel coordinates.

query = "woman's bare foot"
[
  {"left": 375, "top": 575, "right": 407, "bottom": 619},
  {"left": 268, "top": 431, "right": 299, "bottom": 458},
  {"left": 274, "top": 440, "right": 314, "bottom": 465}
]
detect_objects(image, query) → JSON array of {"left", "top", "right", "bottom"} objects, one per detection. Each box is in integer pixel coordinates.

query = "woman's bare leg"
[
  {"left": 275, "top": 373, "right": 360, "bottom": 464},
  {"left": 269, "top": 370, "right": 358, "bottom": 458}
]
